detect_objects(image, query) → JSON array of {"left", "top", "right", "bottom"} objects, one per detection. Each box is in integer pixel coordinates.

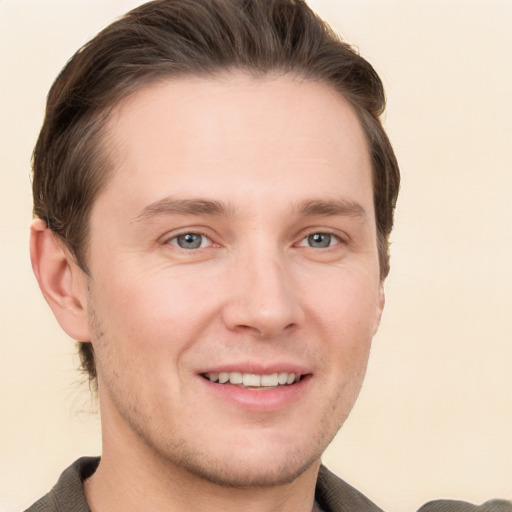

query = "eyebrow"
[
  {"left": 132, "top": 196, "right": 367, "bottom": 224},
  {"left": 295, "top": 199, "right": 368, "bottom": 221},
  {"left": 132, "top": 197, "right": 236, "bottom": 223}
]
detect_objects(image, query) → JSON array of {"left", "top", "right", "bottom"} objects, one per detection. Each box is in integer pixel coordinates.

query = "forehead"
[{"left": 99, "top": 73, "right": 373, "bottom": 215}]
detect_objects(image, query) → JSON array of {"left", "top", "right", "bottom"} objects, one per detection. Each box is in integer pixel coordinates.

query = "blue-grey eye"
[
  {"left": 172, "top": 233, "right": 208, "bottom": 249},
  {"left": 304, "top": 233, "right": 337, "bottom": 248}
]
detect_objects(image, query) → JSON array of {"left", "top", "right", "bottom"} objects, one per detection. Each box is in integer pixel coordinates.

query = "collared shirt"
[{"left": 24, "top": 457, "right": 512, "bottom": 512}]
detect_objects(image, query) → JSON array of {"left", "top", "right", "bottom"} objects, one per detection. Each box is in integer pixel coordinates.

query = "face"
[{"left": 81, "top": 74, "right": 384, "bottom": 487}]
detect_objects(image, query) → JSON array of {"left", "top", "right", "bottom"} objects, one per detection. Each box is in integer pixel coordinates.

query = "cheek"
[
  {"left": 307, "top": 272, "right": 380, "bottom": 337},
  {"left": 303, "top": 271, "right": 379, "bottom": 380},
  {"left": 90, "top": 266, "right": 221, "bottom": 358}
]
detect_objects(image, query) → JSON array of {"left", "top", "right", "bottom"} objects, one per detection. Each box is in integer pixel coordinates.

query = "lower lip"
[{"left": 199, "top": 375, "right": 312, "bottom": 413}]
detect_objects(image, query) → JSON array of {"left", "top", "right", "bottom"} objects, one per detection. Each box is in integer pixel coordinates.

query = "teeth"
[
  {"left": 261, "top": 373, "right": 279, "bottom": 386},
  {"left": 243, "top": 374, "right": 261, "bottom": 386},
  {"left": 278, "top": 372, "right": 288, "bottom": 385},
  {"left": 204, "top": 371, "right": 299, "bottom": 387},
  {"left": 229, "top": 372, "right": 243, "bottom": 385}
]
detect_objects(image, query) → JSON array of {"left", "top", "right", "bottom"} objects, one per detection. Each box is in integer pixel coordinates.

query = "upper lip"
[{"left": 197, "top": 362, "right": 311, "bottom": 376}]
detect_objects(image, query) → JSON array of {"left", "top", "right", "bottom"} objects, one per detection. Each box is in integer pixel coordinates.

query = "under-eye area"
[{"left": 202, "top": 372, "right": 307, "bottom": 388}]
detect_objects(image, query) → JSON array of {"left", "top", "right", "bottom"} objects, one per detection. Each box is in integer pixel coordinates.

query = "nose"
[{"left": 221, "top": 248, "right": 305, "bottom": 339}]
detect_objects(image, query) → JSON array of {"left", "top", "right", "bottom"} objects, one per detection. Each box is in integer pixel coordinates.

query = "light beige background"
[{"left": 1, "top": 1, "right": 511, "bottom": 511}]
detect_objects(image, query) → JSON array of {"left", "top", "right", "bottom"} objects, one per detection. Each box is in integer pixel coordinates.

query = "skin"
[{"left": 31, "top": 73, "right": 384, "bottom": 512}]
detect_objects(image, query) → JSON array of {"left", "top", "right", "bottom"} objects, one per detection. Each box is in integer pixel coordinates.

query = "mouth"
[
  {"left": 202, "top": 371, "right": 303, "bottom": 389},
  {"left": 200, "top": 369, "right": 311, "bottom": 412}
]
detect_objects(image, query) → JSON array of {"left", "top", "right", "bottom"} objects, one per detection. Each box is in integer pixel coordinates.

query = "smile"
[{"left": 203, "top": 372, "right": 301, "bottom": 387}]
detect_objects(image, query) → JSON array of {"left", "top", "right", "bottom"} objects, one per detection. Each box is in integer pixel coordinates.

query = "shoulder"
[
  {"left": 316, "top": 465, "right": 511, "bottom": 512},
  {"left": 315, "top": 465, "right": 385, "bottom": 512},
  {"left": 417, "top": 499, "right": 512, "bottom": 512},
  {"left": 24, "top": 457, "right": 99, "bottom": 512}
]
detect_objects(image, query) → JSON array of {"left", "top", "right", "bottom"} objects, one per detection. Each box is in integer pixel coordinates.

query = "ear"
[
  {"left": 373, "top": 282, "right": 385, "bottom": 336},
  {"left": 30, "top": 219, "right": 91, "bottom": 341}
]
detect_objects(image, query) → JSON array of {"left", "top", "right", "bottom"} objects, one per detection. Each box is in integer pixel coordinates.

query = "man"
[{"left": 25, "top": 1, "right": 511, "bottom": 511}]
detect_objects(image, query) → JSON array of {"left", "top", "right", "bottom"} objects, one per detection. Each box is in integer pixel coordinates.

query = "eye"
[
  {"left": 169, "top": 233, "right": 212, "bottom": 250},
  {"left": 299, "top": 232, "right": 340, "bottom": 249}
]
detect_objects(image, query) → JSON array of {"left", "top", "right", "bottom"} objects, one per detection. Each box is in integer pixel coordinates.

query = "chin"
[
  {"left": 174, "top": 447, "right": 322, "bottom": 489},
  {"left": 150, "top": 421, "right": 335, "bottom": 489}
]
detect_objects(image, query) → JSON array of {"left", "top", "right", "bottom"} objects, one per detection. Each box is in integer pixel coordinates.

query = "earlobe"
[
  {"left": 373, "top": 283, "right": 385, "bottom": 336},
  {"left": 30, "top": 219, "right": 91, "bottom": 341}
]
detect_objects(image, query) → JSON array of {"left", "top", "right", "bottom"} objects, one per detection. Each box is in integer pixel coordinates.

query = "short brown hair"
[{"left": 33, "top": 0, "right": 400, "bottom": 386}]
